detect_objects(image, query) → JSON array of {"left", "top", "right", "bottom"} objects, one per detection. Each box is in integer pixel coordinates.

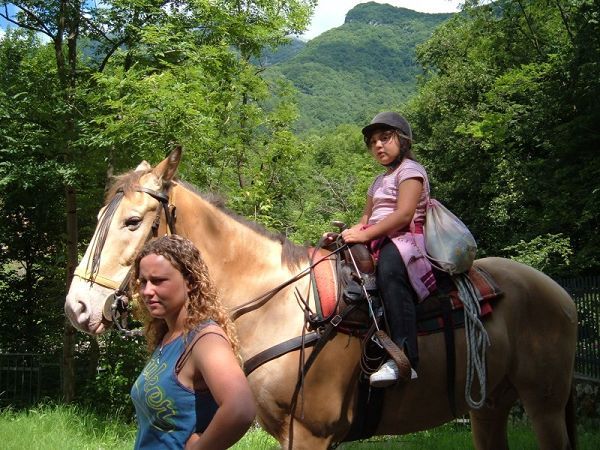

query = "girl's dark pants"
[{"left": 376, "top": 240, "right": 419, "bottom": 370}]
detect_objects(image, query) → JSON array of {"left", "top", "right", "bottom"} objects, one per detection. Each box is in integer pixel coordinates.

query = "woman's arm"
[
  {"left": 184, "top": 334, "right": 256, "bottom": 450},
  {"left": 342, "top": 178, "right": 422, "bottom": 243}
]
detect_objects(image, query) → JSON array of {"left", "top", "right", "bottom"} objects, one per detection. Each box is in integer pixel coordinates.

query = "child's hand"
[{"left": 341, "top": 228, "right": 368, "bottom": 244}]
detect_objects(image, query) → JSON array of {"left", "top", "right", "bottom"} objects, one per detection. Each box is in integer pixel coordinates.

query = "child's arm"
[{"left": 343, "top": 178, "right": 422, "bottom": 243}]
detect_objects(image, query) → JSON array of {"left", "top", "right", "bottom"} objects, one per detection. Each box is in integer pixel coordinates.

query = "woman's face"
[
  {"left": 138, "top": 253, "right": 190, "bottom": 320},
  {"left": 368, "top": 129, "right": 401, "bottom": 166}
]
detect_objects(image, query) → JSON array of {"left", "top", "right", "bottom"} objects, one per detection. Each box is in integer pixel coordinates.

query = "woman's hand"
[{"left": 185, "top": 433, "right": 202, "bottom": 450}]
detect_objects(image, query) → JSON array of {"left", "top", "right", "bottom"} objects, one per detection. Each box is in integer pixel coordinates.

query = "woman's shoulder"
[{"left": 190, "top": 320, "right": 227, "bottom": 339}]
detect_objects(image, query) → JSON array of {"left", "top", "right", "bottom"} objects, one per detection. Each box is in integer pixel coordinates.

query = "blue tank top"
[{"left": 131, "top": 323, "right": 221, "bottom": 449}]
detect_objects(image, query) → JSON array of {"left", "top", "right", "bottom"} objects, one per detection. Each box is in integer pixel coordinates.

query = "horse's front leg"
[
  {"left": 279, "top": 417, "right": 335, "bottom": 450},
  {"left": 253, "top": 337, "right": 361, "bottom": 449}
]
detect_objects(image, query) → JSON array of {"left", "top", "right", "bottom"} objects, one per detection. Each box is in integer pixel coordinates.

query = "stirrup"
[{"left": 373, "top": 330, "right": 412, "bottom": 381}]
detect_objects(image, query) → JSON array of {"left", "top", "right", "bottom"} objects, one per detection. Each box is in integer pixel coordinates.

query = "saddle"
[{"left": 309, "top": 244, "right": 501, "bottom": 339}]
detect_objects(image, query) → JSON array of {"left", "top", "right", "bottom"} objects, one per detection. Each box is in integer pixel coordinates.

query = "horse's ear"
[
  {"left": 152, "top": 145, "right": 182, "bottom": 184},
  {"left": 135, "top": 161, "right": 151, "bottom": 172}
]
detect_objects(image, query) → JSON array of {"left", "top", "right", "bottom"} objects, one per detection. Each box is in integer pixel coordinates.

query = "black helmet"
[{"left": 361, "top": 111, "right": 412, "bottom": 141}]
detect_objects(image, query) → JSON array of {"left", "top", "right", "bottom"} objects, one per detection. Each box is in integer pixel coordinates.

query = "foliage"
[
  {"left": 0, "top": 0, "right": 316, "bottom": 403},
  {"left": 407, "top": 0, "right": 600, "bottom": 276},
  {"left": 286, "top": 124, "right": 379, "bottom": 243},
  {"left": 0, "top": 404, "right": 136, "bottom": 450},
  {"left": 503, "top": 233, "right": 573, "bottom": 273},
  {"left": 78, "top": 333, "right": 147, "bottom": 417},
  {"left": 256, "top": 36, "right": 306, "bottom": 66},
  {"left": 0, "top": 31, "right": 83, "bottom": 353},
  {"left": 2, "top": 406, "right": 600, "bottom": 449}
]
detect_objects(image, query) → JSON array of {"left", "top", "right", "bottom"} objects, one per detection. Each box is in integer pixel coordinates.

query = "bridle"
[{"left": 73, "top": 184, "right": 177, "bottom": 337}]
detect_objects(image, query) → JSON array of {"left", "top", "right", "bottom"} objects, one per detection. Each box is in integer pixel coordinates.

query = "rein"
[
  {"left": 228, "top": 246, "right": 345, "bottom": 322},
  {"left": 73, "top": 184, "right": 177, "bottom": 337}
]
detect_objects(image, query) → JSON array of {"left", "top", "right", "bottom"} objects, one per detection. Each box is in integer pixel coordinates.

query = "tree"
[
  {"left": 0, "top": 33, "right": 68, "bottom": 354},
  {"left": 408, "top": 0, "right": 600, "bottom": 276},
  {"left": 0, "top": 0, "right": 316, "bottom": 402}
]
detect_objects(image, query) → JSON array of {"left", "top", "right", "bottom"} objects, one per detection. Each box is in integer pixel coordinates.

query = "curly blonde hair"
[{"left": 131, "top": 235, "right": 241, "bottom": 364}]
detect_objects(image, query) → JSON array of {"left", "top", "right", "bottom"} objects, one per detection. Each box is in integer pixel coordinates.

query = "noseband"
[{"left": 73, "top": 184, "right": 177, "bottom": 337}]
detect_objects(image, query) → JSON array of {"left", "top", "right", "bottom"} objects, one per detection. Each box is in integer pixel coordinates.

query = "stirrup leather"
[{"left": 374, "top": 330, "right": 412, "bottom": 381}]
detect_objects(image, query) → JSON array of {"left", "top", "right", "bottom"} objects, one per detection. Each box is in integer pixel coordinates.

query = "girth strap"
[
  {"left": 287, "top": 304, "right": 359, "bottom": 449},
  {"left": 441, "top": 296, "right": 457, "bottom": 418}
]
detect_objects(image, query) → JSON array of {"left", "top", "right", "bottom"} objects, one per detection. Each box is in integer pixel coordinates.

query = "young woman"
[
  {"left": 341, "top": 112, "right": 437, "bottom": 387},
  {"left": 130, "top": 235, "right": 256, "bottom": 449}
]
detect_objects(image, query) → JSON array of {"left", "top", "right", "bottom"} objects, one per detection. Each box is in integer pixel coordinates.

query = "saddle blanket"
[
  {"left": 416, "top": 266, "right": 501, "bottom": 335},
  {"left": 309, "top": 247, "right": 502, "bottom": 334}
]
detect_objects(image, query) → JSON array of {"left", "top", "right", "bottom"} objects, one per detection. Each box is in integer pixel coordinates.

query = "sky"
[{"left": 302, "top": 0, "right": 463, "bottom": 40}]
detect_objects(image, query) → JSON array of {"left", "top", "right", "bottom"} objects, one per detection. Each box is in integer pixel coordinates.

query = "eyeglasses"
[{"left": 368, "top": 130, "right": 396, "bottom": 148}]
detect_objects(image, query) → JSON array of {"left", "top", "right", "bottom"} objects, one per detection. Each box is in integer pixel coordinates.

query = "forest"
[{"left": 0, "top": 0, "right": 598, "bottom": 410}]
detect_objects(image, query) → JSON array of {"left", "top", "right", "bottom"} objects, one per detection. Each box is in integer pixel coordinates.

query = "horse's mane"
[
  {"left": 104, "top": 169, "right": 144, "bottom": 203},
  {"left": 105, "top": 170, "right": 308, "bottom": 270},
  {"left": 179, "top": 180, "right": 308, "bottom": 270}
]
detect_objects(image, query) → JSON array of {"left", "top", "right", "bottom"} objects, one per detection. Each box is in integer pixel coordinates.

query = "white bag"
[{"left": 424, "top": 199, "right": 477, "bottom": 275}]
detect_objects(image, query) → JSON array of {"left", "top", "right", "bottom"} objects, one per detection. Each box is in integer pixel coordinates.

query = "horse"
[{"left": 65, "top": 147, "right": 578, "bottom": 449}]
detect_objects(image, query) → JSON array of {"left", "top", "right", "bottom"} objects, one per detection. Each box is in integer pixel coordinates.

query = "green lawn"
[{"left": 1, "top": 404, "right": 598, "bottom": 449}]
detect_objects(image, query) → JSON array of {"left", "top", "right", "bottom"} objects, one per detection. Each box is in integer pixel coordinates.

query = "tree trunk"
[
  {"left": 62, "top": 184, "right": 79, "bottom": 402},
  {"left": 60, "top": 0, "right": 82, "bottom": 402},
  {"left": 62, "top": 320, "right": 76, "bottom": 402}
]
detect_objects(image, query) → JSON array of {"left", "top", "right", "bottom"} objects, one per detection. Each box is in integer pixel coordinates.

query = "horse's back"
[
  {"left": 475, "top": 257, "right": 577, "bottom": 405},
  {"left": 475, "top": 257, "right": 577, "bottom": 327}
]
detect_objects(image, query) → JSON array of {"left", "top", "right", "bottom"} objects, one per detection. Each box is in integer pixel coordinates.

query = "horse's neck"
[{"left": 172, "top": 184, "right": 298, "bottom": 303}]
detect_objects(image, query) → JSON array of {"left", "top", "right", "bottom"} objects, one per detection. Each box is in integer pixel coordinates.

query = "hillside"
[
  {"left": 268, "top": 2, "right": 454, "bottom": 132},
  {"left": 257, "top": 37, "right": 306, "bottom": 66}
]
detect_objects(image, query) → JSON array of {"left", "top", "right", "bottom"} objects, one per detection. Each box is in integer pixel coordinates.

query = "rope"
[{"left": 454, "top": 273, "right": 490, "bottom": 409}]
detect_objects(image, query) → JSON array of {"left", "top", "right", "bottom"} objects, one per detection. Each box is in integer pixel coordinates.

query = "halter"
[{"left": 73, "top": 184, "right": 177, "bottom": 337}]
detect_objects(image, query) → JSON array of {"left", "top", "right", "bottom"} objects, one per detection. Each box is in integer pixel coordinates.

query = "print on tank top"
[{"left": 132, "top": 356, "right": 178, "bottom": 432}]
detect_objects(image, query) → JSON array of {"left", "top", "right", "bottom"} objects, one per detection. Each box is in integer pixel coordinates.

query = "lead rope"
[{"left": 454, "top": 273, "right": 490, "bottom": 409}]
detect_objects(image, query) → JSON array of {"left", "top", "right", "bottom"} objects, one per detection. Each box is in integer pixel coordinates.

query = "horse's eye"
[{"left": 125, "top": 217, "right": 142, "bottom": 230}]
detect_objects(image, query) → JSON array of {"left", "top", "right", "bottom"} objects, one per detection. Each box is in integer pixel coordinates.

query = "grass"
[
  {"left": 0, "top": 404, "right": 136, "bottom": 450},
  {"left": 1, "top": 404, "right": 598, "bottom": 449}
]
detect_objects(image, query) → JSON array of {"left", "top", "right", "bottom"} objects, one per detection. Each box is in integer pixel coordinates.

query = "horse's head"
[{"left": 65, "top": 147, "right": 182, "bottom": 335}]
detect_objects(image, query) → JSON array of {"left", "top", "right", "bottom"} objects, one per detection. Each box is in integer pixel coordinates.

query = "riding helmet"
[{"left": 361, "top": 111, "right": 413, "bottom": 141}]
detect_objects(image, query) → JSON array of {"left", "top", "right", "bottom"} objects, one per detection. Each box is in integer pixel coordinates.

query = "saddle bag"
[{"left": 424, "top": 199, "right": 477, "bottom": 275}]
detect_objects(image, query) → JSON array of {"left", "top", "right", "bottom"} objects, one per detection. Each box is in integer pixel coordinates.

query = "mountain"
[
  {"left": 267, "top": 2, "right": 454, "bottom": 132},
  {"left": 257, "top": 37, "right": 306, "bottom": 66}
]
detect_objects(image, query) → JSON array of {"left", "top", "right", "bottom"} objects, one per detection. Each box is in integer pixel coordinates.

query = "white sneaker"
[
  {"left": 370, "top": 361, "right": 419, "bottom": 387},
  {"left": 370, "top": 360, "right": 400, "bottom": 387}
]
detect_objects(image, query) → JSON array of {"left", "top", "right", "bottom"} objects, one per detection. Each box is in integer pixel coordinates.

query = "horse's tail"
[{"left": 565, "top": 383, "right": 577, "bottom": 450}]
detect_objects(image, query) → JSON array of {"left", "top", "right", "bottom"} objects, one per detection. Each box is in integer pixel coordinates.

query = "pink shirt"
[
  {"left": 366, "top": 159, "right": 436, "bottom": 301},
  {"left": 367, "top": 159, "right": 430, "bottom": 228}
]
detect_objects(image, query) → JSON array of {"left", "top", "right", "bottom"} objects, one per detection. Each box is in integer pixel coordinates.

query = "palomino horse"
[{"left": 65, "top": 148, "right": 578, "bottom": 449}]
